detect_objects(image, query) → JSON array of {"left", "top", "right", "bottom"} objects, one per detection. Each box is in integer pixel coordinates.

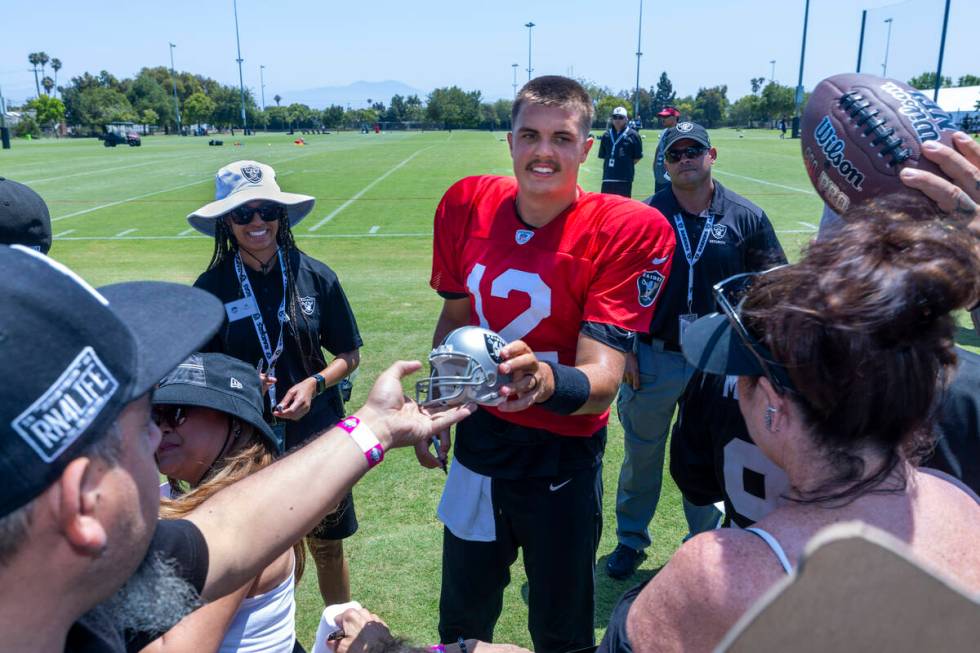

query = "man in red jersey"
[{"left": 417, "top": 76, "right": 676, "bottom": 653}]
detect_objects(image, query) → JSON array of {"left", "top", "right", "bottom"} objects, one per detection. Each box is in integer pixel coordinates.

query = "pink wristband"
[
  {"left": 429, "top": 646, "right": 447, "bottom": 653},
  {"left": 337, "top": 416, "right": 384, "bottom": 468}
]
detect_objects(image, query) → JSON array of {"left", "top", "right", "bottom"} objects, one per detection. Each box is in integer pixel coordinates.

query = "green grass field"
[{"left": 2, "top": 130, "right": 977, "bottom": 649}]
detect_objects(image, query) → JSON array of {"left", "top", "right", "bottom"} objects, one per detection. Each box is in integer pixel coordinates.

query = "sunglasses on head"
[
  {"left": 712, "top": 268, "right": 796, "bottom": 395},
  {"left": 227, "top": 203, "right": 284, "bottom": 226},
  {"left": 665, "top": 145, "right": 709, "bottom": 163},
  {"left": 152, "top": 405, "right": 188, "bottom": 429}
]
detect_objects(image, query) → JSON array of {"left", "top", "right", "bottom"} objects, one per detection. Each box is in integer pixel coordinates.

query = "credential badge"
[
  {"left": 637, "top": 270, "right": 666, "bottom": 308},
  {"left": 515, "top": 229, "right": 534, "bottom": 245}
]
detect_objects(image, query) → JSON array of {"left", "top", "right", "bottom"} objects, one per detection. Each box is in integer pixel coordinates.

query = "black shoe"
[{"left": 606, "top": 544, "right": 643, "bottom": 580}]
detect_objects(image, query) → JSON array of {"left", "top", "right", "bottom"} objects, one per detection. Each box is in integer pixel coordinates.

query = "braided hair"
[{"left": 206, "top": 209, "right": 326, "bottom": 376}]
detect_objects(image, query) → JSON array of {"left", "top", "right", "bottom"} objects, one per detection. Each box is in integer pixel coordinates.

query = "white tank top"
[{"left": 218, "top": 566, "right": 296, "bottom": 653}]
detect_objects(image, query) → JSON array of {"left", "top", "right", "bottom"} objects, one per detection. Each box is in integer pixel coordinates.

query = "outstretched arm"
[{"left": 186, "top": 361, "right": 475, "bottom": 601}]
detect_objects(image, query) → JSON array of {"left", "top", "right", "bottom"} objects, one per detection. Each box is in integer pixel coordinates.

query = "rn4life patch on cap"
[{"left": 13, "top": 347, "right": 119, "bottom": 462}]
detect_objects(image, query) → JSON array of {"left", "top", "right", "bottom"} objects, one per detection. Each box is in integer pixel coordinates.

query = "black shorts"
[{"left": 308, "top": 490, "right": 358, "bottom": 540}]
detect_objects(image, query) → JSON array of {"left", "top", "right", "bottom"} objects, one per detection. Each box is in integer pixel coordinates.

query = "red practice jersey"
[{"left": 430, "top": 175, "right": 675, "bottom": 436}]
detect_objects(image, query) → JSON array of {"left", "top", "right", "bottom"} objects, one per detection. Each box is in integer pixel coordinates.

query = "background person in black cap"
[
  {"left": 652, "top": 106, "right": 680, "bottom": 194},
  {"left": 0, "top": 176, "right": 52, "bottom": 252},
  {"left": 147, "top": 352, "right": 303, "bottom": 653},
  {"left": 0, "top": 245, "right": 473, "bottom": 653},
  {"left": 189, "top": 160, "right": 363, "bottom": 608},
  {"left": 607, "top": 121, "right": 785, "bottom": 580},
  {"left": 605, "top": 212, "right": 980, "bottom": 653},
  {"left": 597, "top": 106, "right": 643, "bottom": 197}
]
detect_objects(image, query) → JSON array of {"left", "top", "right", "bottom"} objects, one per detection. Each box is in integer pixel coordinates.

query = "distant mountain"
[{"left": 279, "top": 80, "right": 425, "bottom": 109}]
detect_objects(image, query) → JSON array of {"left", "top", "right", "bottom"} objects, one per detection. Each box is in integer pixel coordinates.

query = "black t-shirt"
[
  {"left": 644, "top": 181, "right": 786, "bottom": 346},
  {"left": 455, "top": 407, "right": 606, "bottom": 479},
  {"left": 671, "top": 347, "right": 980, "bottom": 528},
  {"left": 65, "top": 520, "right": 209, "bottom": 653},
  {"left": 194, "top": 249, "right": 363, "bottom": 449},
  {"left": 597, "top": 127, "right": 643, "bottom": 183}
]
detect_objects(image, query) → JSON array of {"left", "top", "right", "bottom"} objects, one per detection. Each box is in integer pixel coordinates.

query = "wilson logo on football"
[{"left": 813, "top": 117, "right": 865, "bottom": 190}]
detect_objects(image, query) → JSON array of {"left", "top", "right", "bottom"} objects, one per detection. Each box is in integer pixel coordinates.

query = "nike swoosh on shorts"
[{"left": 549, "top": 479, "right": 572, "bottom": 492}]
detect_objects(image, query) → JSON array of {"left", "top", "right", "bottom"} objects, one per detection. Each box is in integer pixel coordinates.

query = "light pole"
[
  {"left": 634, "top": 0, "right": 644, "bottom": 121},
  {"left": 769, "top": 60, "right": 776, "bottom": 83},
  {"left": 881, "top": 18, "right": 893, "bottom": 77},
  {"left": 512, "top": 63, "right": 519, "bottom": 97},
  {"left": 260, "top": 65, "right": 266, "bottom": 111},
  {"left": 525, "top": 22, "right": 535, "bottom": 81},
  {"left": 792, "top": 0, "right": 811, "bottom": 138},
  {"left": 233, "top": 0, "right": 248, "bottom": 133},
  {"left": 0, "top": 83, "right": 10, "bottom": 149},
  {"left": 933, "top": 0, "right": 952, "bottom": 101},
  {"left": 168, "top": 42, "right": 182, "bottom": 135}
]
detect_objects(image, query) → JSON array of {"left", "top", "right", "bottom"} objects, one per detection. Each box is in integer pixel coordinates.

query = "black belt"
[{"left": 637, "top": 333, "right": 681, "bottom": 352}]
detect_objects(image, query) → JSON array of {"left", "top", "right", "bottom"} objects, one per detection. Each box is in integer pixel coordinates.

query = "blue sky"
[{"left": 1, "top": 0, "right": 976, "bottom": 107}]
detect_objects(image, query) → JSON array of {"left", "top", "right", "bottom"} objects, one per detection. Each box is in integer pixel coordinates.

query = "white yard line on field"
[
  {"left": 797, "top": 221, "right": 818, "bottom": 230},
  {"left": 713, "top": 169, "right": 815, "bottom": 195},
  {"left": 22, "top": 154, "right": 194, "bottom": 185},
  {"left": 54, "top": 229, "right": 75, "bottom": 237},
  {"left": 368, "top": 225, "right": 380, "bottom": 234},
  {"left": 51, "top": 178, "right": 209, "bottom": 222},
  {"left": 179, "top": 227, "right": 196, "bottom": 236},
  {"left": 307, "top": 146, "right": 433, "bottom": 231},
  {"left": 114, "top": 228, "right": 137, "bottom": 237}
]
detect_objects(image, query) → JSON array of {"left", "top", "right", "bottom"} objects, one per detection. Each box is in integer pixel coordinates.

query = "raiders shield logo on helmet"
[
  {"left": 637, "top": 270, "right": 665, "bottom": 308},
  {"left": 484, "top": 332, "right": 506, "bottom": 364},
  {"left": 711, "top": 224, "right": 728, "bottom": 240},
  {"left": 241, "top": 164, "right": 263, "bottom": 183},
  {"left": 298, "top": 296, "right": 315, "bottom": 316}
]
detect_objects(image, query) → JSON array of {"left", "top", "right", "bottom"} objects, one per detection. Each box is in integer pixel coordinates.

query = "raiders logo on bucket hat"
[
  {"left": 0, "top": 177, "right": 52, "bottom": 253},
  {"left": 187, "top": 160, "right": 315, "bottom": 236},
  {"left": 153, "top": 352, "right": 281, "bottom": 454},
  {"left": 0, "top": 245, "right": 224, "bottom": 518}
]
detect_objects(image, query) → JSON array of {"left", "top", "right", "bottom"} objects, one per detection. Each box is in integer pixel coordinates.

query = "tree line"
[{"left": 9, "top": 60, "right": 979, "bottom": 138}]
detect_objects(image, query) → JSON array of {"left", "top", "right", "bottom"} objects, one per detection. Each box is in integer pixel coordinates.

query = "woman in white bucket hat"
[{"left": 189, "top": 160, "right": 363, "bottom": 610}]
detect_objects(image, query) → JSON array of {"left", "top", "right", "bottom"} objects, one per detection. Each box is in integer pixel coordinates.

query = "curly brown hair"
[{"left": 741, "top": 194, "right": 980, "bottom": 503}]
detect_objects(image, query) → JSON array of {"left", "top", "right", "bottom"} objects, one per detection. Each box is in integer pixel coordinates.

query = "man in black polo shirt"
[
  {"left": 606, "top": 121, "right": 786, "bottom": 579},
  {"left": 597, "top": 106, "right": 643, "bottom": 197}
]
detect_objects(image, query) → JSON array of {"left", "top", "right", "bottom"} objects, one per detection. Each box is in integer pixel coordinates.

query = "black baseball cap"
[
  {"left": 0, "top": 246, "right": 224, "bottom": 518},
  {"left": 154, "top": 352, "right": 280, "bottom": 454},
  {"left": 0, "top": 178, "right": 52, "bottom": 253},
  {"left": 662, "top": 121, "right": 711, "bottom": 151},
  {"left": 681, "top": 312, "right": 797, "bottom": 392}
]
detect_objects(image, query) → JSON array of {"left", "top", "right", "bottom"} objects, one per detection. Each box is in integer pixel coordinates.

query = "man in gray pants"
[{"left": 607, "top": 122, "right": 787, "bottom": 579}]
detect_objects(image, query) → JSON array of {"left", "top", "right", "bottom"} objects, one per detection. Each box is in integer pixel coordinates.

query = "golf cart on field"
[{"left": 103, "top": 122, "right": 141, "bottom": 147}]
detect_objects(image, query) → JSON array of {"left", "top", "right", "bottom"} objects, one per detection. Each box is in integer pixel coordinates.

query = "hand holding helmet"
[{"left": 415, "top": 326, "right": 513, "bottom": 408}]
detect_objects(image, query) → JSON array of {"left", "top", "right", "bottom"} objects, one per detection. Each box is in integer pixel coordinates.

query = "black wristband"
[
  {"left": 457, "top": 637, "right": 468, "bottom": 653},
  {"left": 537, "top": 361, "right": 591, "bottom": 415},
  {"left": 312, "top": 373, "right": 326, "bottom": 395}
]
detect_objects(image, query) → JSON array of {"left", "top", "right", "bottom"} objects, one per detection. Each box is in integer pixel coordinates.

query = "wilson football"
[{"left": 800, "top": 73, "right": 958, "bottom": 214}]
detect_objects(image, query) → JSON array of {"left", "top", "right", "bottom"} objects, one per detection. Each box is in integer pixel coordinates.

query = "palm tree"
[
  {"left": 273, "top": 94, "right": 282, "bottom": 107},
  {"left": 37, "top": 52, "right": 49, "bottom": 81},
  {"left": 42, "top": 76, "right": 54, "bottom": 96},
  {"left": 28, "top": 53, "right": 41, "bottom": 96},
  {"left": 50, "top": 58, "right": 62, "bottom": 95}
]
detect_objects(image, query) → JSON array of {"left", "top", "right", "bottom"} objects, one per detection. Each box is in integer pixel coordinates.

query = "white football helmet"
[{"left": 415, "top": 326, "right": 511, "bottom": 408}]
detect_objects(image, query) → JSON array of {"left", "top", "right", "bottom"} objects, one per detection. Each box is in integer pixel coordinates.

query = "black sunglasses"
[
  {"left": 712, "top": 269, "right": 796, "bottom": 395},
  {"left": 227, "top": 203, "right": 284, "bottom": 226},
  {"left": 152, "top": 405, "right": 188, "bottom": 429},
  {"left": 612, "top": 115, "right": 627, "bottom": 120},
  {"left": 665, "top": 145, "right": 709, "bottom": 163}
]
